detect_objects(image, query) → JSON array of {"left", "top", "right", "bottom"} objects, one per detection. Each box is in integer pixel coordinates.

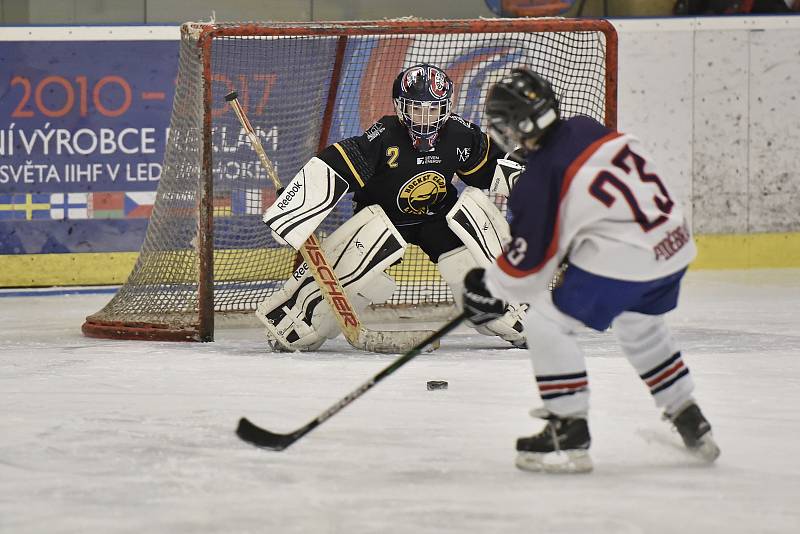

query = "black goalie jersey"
[{"left": 318, "top": 114, "right": 504, "bottom": 228}]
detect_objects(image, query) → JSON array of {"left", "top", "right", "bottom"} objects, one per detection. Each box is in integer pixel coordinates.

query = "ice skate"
[
  {"left": 515, "top": 413, "right": 593, "bottom": 473},
  {"left": 666, "top": 401, "right": 720, "bottom": 462}
]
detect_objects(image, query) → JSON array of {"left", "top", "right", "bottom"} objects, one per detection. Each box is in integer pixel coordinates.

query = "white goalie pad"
[
  {"left": 445, "top": 186, "right": 511, "bottom": 267},
  {"left": 489, "top": 158, "right": 524, "bottom": 197},
  {"left": 262, "top": 157, "right": 350, "bottom": 250},
  {"left": 438, "top": 245, "right": 526, "bottom": 348},
  {"left": 256, "top": 205, "right": 406, "bottom": 351}
]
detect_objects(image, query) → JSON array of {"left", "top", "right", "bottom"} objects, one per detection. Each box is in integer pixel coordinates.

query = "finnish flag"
[{"left": 50, "top": 193, "right": 88, "bottom": 220}]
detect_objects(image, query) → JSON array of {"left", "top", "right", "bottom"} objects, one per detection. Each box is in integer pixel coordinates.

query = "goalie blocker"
[
  {"left": 263, "top": 157, "right": 350, "bottom": 250},
  {"left": 441, "top": 187, "right": 527, "bottom": 347},
  {"left": 257, "top": 205, "right": 405, "bottom": 351}
]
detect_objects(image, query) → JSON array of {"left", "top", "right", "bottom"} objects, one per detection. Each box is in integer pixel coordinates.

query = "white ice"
[{"left": 1, "top": 269, "right": 799, "bottom": 534}]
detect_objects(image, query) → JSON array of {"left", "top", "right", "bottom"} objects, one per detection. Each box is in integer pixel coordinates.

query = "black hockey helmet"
[
  {"left": 392, "top": 64, "right": 453, "bottom": 151},
  {"left": 485, "top": 68, "right": 560, "bottom": 158}
]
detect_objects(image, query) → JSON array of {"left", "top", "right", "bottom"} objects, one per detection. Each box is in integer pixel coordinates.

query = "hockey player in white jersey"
[{"left": 462, "top": 68, "right": 720, "bottom": 473}]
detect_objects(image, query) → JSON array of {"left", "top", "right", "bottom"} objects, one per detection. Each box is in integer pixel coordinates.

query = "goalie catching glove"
[{"left": 463, "top": 268, "right": 508, "bottom": 326}]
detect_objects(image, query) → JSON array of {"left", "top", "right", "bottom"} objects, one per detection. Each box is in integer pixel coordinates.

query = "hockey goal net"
[{"left": 82, "top": 18, "right": 617, "bottom": 342}]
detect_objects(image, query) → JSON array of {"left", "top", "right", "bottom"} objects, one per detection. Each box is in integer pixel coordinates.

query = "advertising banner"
[{"left": 0, "top": 39, "right": 178, "bottom": 254}]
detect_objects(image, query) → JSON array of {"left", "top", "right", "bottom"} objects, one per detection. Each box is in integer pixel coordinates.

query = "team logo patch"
[
  {"left": 365, "top": 122, "right": 385, "bottom": 142},
  {"left": 429, "top": 69, "right": 449, "bottom": 99},
  {"left": 401, "top": 66, "right": 451, "bottom": 99},
  {"left": 416, "top": 155, "right": 441, "bottom": 165},
  {"left": 457, "top": 147, "right": 471, "bottom": 162},
  {"left": 397, "top": 171, "right": 448, "bottom": 216}
]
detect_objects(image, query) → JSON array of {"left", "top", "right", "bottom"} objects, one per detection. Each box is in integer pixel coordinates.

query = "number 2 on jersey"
[
  {"left": 386, "top": 146, "right": 399, "bottom": 168},
  {"left": 589, "top": 144, "right": 674, "bottom": 232}
]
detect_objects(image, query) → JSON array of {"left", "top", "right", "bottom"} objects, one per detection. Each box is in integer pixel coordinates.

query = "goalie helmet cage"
[{"left": 81, "top": 18, "right": 617, "bottom": 342}]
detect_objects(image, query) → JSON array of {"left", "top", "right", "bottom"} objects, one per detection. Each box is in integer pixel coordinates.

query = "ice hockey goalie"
[{"left": 257, "top": 63, "right": 529, "bottom": 350}]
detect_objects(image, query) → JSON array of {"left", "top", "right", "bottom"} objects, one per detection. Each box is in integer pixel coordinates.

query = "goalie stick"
[
  {"left": 236, "top": 312, "right": 466, "bottom": 450},
  {"left": 225, "top": 91, "right": 436, "bottom": 354}
]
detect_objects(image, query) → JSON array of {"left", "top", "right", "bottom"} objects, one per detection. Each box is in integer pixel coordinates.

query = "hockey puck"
[{"left": 427, "top": 380, "right": 448, "bottom": 391}]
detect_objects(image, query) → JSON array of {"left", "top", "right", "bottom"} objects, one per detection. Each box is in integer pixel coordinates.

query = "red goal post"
[{"left": 81, "top": 18, "right": 617, "bottom": 342}]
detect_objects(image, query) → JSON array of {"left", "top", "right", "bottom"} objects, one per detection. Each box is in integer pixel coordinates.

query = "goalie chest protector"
[{"left": 319, "top": 115, "right": 503, "bottom": 228}]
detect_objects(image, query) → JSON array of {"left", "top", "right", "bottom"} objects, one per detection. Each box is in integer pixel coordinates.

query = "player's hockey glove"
[{"left": 463, "top": 268, "right": 508, "bottom": 326}]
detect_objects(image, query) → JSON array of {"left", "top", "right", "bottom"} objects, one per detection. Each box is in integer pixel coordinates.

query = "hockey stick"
[
  {"left": 236, "top": 311, "right": 466, "bottom": 450},
  {"left": 225, "top": 91, "right": 436, "bottom": 353}
]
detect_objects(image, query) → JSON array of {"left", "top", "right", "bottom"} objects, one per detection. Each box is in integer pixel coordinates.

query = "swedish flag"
[{"left": 0, "top": 193, "right": 51, "bottom": 220}]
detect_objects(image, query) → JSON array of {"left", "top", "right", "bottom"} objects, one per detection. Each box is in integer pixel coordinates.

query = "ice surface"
[{"left": 1, "top": 270, "right": 799, "bottom": 534}]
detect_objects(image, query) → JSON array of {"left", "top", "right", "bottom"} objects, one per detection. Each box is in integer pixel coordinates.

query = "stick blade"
[
  {"left": 355, "top": 329, "right": 438, "bottom": 354},
  {"left": 236, "top": 417, "right": 296, "bottom": 451}
]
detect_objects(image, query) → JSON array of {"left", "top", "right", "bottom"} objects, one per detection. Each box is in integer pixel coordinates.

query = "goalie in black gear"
[{"left": 258, "top": 63, "right": 527, "bottom": 351}]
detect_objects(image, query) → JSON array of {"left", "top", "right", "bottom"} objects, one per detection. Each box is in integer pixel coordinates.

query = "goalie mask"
[
  {"left": 392, "top": 64, "right": 453, "bottom": 152},
  {"left": 485, "top": 68, "right": 560, "bottom": 160}
]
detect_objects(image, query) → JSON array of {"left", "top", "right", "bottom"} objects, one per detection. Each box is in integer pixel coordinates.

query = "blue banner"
[{"left": 0, "top": 40, "right": 178, "bottom": 253}]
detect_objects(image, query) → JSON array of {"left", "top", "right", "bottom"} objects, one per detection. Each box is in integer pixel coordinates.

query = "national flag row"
[
  {"left": 0, "top": 192, "right": 155, "bottom": 221},
  {"left": 0, "top": 189, "right": 276, "bottom": 221}
]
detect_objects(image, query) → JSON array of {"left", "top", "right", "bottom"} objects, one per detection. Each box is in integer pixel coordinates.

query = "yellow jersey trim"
[
  {"left": 458, "top": 133, "right": 491, "bottom": 176},
  {"left": 333, "top": 143, "right": 364, "bottom": 187}
]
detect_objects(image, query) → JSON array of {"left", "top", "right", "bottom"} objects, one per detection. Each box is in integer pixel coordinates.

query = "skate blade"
[
  {"left": 515, "top": 450, "right": 593, "bottom": 474},
  {"left": 690, "top": 433, "right": 721, "bottom": 463}
]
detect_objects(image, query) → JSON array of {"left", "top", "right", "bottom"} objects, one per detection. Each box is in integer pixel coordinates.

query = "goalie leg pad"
[
  {"left": 258, "top": 272, "right": 396, "bottom": 352},
  {"left": 257, "top": 276, "right": 326, "bottom": 352},
  {"left": 437, "top": 246, "right": 473, "bottom": 309},
  {"left": 257, "top": 205, "right": 405, "bottom": 351},
  {"left": 262, "top": 157, "right": 350, "bottom": 250},
  {"left": 437, "top": 246, "right": 527, "bottom": 347},
  {"left": 445, "top": 186, "right": 511, "bottom": 267}
]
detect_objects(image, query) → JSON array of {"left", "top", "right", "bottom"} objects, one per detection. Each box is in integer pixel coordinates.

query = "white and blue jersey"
[{"left": 485, "top": 116, "right": 696, "bottom": 330}]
